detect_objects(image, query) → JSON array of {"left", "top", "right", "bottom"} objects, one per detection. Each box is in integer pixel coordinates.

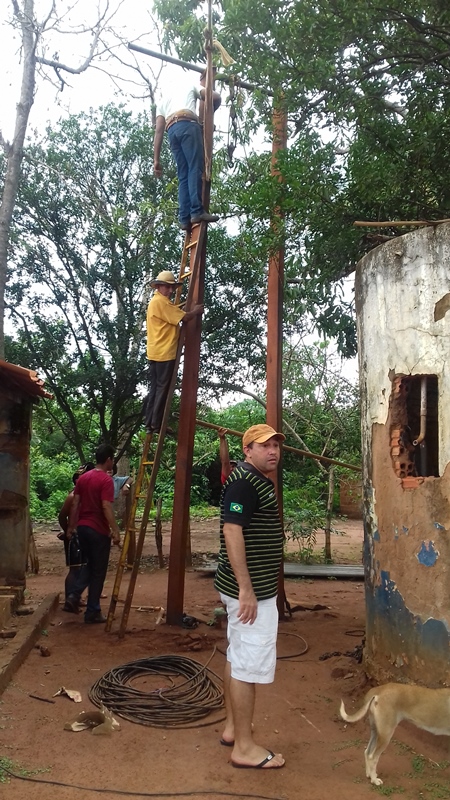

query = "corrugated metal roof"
[{"left": 0, "top": 360, "right": 53, "bottom": 400}]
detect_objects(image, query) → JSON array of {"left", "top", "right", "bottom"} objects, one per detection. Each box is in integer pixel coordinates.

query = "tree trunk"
[{"left": 0, "top": 0, "right": 37, "bottom": 358}]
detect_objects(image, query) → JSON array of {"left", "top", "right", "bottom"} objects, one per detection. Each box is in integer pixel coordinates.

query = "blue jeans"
[{"left": 167, "top": 120, "right": 204, "bottom": 223}]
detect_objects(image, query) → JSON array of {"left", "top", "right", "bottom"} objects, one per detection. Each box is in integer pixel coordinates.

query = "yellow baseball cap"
[{"left": 242, "top": 424, "right": 285, "bottom": 448}]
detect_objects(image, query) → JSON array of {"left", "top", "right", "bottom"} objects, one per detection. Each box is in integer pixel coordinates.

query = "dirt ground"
[{"left": 1, "top": 518, "right": 450, "bottom": 800}]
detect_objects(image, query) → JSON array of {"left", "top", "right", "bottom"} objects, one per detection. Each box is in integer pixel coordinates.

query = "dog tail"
[{"left": 340, "top": 693, "right": 375, "bottom": 724}]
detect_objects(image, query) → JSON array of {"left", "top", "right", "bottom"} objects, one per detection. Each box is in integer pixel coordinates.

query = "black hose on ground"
[
  {"left": 0, "top": 766, "right": 286, "bottom": 799},
  {"left": 89, "top": 654, "right": 224, "bottom": 728}
]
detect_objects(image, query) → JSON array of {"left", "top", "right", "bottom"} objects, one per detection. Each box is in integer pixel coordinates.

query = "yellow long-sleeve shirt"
[{"left": 146, "top": 290, "right": 185, "bottom": 361}]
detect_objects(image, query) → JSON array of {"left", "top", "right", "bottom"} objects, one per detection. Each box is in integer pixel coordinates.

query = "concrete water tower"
[{"left": 356, "top": 223, "right": 450, "bottom": 685}]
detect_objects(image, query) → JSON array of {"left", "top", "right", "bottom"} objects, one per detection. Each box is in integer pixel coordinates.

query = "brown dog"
[{"left": 340, "top": 683, "right": 450, "bottom": 785}]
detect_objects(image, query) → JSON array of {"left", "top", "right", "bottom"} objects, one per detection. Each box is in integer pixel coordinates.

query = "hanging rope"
[
  {"left": 213, "top": 39, "right": 236, "bottom": 67},
  {"left": 226, "top": 79, "right": 238, "bottom": 167}
]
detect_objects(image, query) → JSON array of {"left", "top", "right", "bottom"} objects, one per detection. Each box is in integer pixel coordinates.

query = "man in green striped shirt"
[{"left": 214, "top": 424, "right": 286, "bottom": 770}]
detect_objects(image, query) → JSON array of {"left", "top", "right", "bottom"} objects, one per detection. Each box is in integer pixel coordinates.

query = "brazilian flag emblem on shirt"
[{"left": 230, "top": 502, "right": 243, "bottom": 513}]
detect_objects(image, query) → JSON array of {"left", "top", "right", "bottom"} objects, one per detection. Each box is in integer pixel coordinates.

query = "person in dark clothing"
[
  {"left": 58, "top": 466, "right": 93, "bottom": 608},
  {"left": 66, "top": 444, "right": 121, "bottom": 624}
]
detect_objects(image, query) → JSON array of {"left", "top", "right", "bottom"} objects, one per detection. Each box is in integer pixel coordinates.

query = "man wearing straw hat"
[
  {"left": 215, "top": 424, "right": 286, "bottom": 769},
  {"left": 143, "top": 270, "right": 203, "bottom": 434}
]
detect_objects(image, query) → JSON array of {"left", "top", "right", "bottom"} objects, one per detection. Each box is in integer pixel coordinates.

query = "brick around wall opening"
[{"left": 389, "top": 374, "right": 439, "bottom": 482}]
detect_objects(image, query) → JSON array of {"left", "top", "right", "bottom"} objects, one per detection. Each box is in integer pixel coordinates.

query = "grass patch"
[
  {"left": 0, "top": 755, "right": 50, "bottom": 784},
  {"left": 284, "top": 549, "right": 334, "bottom": 565},
  {"left": 411, "top": 754, "right": 427, "bottom": 775},
  {"left": 372, "top": 785, "right": 405, "bottom": 796},
  {"left": 422, "top": 782, "right": 450, "bottom": 799},
  {"left": 393, "top": 739, "right": 415, "bottom": 755},
  {"left": 189, "top": 505, "right": 220, "bottom": 520},
  {"left": 332, "top": 757, "right": 354, "bottom": 769},
  {"left": 333, "top": 738, "right": 363, "bottom": 751}
]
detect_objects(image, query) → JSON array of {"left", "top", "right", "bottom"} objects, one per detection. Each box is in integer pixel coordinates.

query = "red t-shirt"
[{"left": 74, "top": 469, "right": 114, "bottom": 536}]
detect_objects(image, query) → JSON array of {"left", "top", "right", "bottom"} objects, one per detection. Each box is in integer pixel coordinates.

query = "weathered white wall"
[
  {"left": 356, "top": 223, "right": 450, "bottom": 685},
  {"left": 357, "top": 224, "right": 450, "bottom": 476}
]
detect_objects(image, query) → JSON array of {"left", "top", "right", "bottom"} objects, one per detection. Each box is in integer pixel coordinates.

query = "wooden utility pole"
[
  {"left": 166, "top": 3, "right": 215, "bottom": 625},
  {"left": 266, "top": 99, "right": 288, "bottom": 617},
  {"left": 130, "top": 25, "right": 293, "bottom": 627}
]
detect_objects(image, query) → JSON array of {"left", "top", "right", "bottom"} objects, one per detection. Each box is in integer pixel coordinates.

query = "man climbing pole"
[
  {"left": 143, "top": 270, "right": 203, "bottom": 434},
  {"left": 153, "top": 70, "right": 222, "bottom": 230}
]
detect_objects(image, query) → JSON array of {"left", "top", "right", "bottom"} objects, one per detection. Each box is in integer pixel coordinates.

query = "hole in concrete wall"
[
  {"left": 390, "top": 375, "right": 439, "bottom": 480},
  {"left": 434, "top": 293, "right": 450, "bottom": 322}
]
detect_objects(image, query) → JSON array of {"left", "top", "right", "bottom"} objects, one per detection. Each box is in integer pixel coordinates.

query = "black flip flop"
[{"left": 231, "top": 751, "right": 284, "bottom": 769}]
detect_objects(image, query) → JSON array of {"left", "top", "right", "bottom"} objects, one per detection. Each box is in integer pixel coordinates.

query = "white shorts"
[{"left": 220, "top": 593, "right": 278, "bottom": 684}]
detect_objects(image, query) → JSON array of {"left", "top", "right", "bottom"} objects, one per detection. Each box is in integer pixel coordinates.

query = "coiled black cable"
[{"left": 89, "top": 654, "right": 224, "bottom": 728}]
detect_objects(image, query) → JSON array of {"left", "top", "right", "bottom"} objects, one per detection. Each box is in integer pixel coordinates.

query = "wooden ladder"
[{"left": 105, "top": 221, "right": 208, "bottom": 635}]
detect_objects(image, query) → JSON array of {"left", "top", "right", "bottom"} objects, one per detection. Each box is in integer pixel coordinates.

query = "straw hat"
[{"left": 150, "top": 270, "right": 182, "bottom": 287}]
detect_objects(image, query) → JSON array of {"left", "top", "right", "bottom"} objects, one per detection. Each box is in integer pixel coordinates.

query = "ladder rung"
[
  {"left": 185, "top": 239, "right": 199, "bottom": 250},
  {"left": 142, "top": 460, "right": 154, "bottom": 466},
  {"left": 179, "top": 270, "right": 192, "bottom": 280}
]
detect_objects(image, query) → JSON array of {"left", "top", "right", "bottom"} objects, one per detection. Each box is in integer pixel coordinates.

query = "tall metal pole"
[
  {"left": 166, "top": 3, "right": 215, "bottom": 625},
  {"left": 266, "top": 99, "right": 287, "bottom": 617}
]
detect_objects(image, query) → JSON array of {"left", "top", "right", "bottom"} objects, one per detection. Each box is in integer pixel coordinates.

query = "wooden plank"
[{"left": 195, "top": 561, "right": 364, "bottom": 579}]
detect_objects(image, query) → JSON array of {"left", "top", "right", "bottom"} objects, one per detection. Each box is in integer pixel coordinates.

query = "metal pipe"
[
  {"left": 128, "top": 43, "right": 205, "bottom": 73},
  {"left": 419, "top": 440, "right": 427, "bottom": 477},
  {"left": 413, "top": 376, "right": 427, "bottom": 446},
  {"left": 192, "top": 417, "right": 361, "bottom": 472},
  {"left": 127, "top": 43, "right": 273, "bottom": 95}
]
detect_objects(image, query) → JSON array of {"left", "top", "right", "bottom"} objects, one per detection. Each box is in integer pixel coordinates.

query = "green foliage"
[
  {"left": 6, "top": 104, "right": 275, "bottom": 453},
  {"left": 284, "top": 486, "right": 327, "bottom": 562},
  {"left": 154, "top": 0, "right": 450, "bottom": 354},
  {"left": 7, "top": 105, "right": 180, "bottom": 459},
  {"left": 26, "top": 336, "right": 359, "bottom": 528},
  {"left": 29, "top": 444, "right": 79, "bottom": 521}
]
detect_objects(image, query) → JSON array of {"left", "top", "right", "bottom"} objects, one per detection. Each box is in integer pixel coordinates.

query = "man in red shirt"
[{"left": 66, "top": 444, "right": 121, "bottom": 623}]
